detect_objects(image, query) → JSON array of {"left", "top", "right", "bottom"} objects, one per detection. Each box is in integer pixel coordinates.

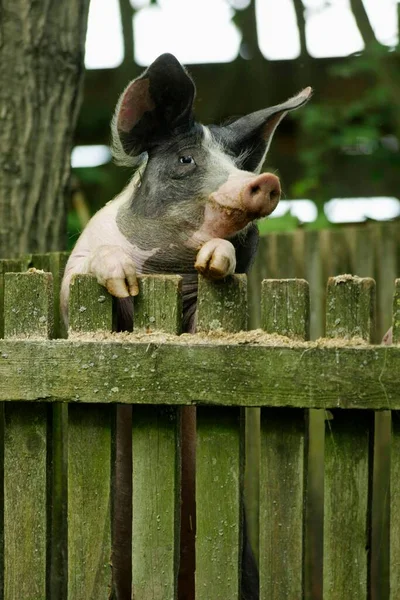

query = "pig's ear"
[
  {"left": 112, "top": 53, "right": 196, "bottom": 162},
  {"left": 225, "top": 87, "right": 312, "bottom": 173}
]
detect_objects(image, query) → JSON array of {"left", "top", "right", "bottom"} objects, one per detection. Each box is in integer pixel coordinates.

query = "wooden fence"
[
  {"left": 249, "top": 220, "right": 400, "bottom": 339},
  {"left": 0, "top": 248, "right": 399, "bottom": 599}
]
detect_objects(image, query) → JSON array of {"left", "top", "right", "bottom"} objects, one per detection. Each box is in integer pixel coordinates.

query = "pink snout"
[{"left": 242, "top": 172, "right": 281, "bottom": 217}]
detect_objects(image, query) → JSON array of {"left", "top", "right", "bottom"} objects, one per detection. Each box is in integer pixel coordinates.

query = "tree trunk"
[{"left": 0, "top": 0, "right": 90, "bottom": 257}]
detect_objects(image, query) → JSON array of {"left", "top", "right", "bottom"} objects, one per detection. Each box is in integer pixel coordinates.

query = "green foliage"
[{"left": 292, "top": 46, "right": 400, "bottom": 207}]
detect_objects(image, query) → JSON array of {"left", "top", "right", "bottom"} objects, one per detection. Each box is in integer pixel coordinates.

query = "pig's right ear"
[{"left": 111, "top": 53, "right": 196, "bottom": 162}]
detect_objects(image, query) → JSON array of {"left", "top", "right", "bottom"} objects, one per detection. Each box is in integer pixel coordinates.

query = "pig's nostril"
[
  {"left": 270, "top": 188, "right": 280, "bottom": 202},
  {"left": 249, "top": 184, "right": 261, "bottom": 196}
]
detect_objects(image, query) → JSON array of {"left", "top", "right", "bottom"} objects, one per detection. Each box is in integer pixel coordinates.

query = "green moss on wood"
[
  {"left": 69, "top": 275, "right": 113, "bottom": 333},
  {"left": 260, "top": 408, "right": 306, "bottom": 599},
  {"left": 326, "top": 275, "right": 375, "bottom": 341},
  {"left": 196, "top": 407, "right": 243, "bottom": 599},
  {"left": 4, "top": 403, "right": 48, "bottom": 600},
  {"left": 131, "top": 406, "right": 180, "bottom": 599},
  {"left": 0, "top": 339, "right": 399, "bottom": 409},
  {"left": 261, "top": 279, "right": 310, "bottom": 340},
  {"left": 67, "top": 405, "right": 113, "bottom": 600},
  {"left": 393, "top": 279, "right": 400, "bottom": 344},
  {"left": 197, "top": 274, "right": 247, "bottom": 333},
  {"left": 4, "top": 271, "right": 54, "bottom": 339},
  {"left": 323, "top": 411, "right": 372, "bottom": 600},
  {"left": 134, "top": 275, "right": 182, "bottom": 334}
]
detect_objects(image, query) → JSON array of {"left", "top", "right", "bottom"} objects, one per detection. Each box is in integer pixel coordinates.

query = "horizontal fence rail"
[{"left": 0, "top": 250, "right": 399, "bottom": 599}]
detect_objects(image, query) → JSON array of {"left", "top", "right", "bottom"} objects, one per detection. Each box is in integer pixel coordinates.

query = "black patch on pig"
[{"left": 118, "top": 53, "right": 196, "bottom": 157}]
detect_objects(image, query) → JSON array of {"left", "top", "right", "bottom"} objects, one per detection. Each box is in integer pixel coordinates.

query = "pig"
[{"left": 61, "top": 53, "right": 311, "bottom": 600}]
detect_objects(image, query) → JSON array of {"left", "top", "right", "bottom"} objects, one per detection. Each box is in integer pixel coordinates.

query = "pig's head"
[{"left": 112, "top": 53, "right": 311, "bottom": 244}]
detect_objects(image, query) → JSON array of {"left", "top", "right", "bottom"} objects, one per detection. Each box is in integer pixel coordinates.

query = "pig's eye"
[{"left": 179, "top": 155, "right": 195, "bottom": 165}]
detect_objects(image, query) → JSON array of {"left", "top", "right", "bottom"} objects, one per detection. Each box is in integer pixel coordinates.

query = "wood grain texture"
[
  {"left": 261, "top": 278, "right": 309, "bottom": 340},
  {"left": 196, "top": 407, "right": 243, "bottom": 600},
  {"left": 0, "top": 257, "right": 32, "bottom": 338},
  {"left": 69, "top": 274, "right": 113, "bottom": 333},
  {"left": 260, "top": 278, "right": 308, "bottom": 599},
  {"left": 390, "top": 412, "right": 400, "bottom": 599},
  {"left": 323, "top": 410, "right": 372, "bottom": 600},
  {"left": 4, "top": 271, "right": 54, "bottom": 339},
  {"left": 3, "top": 403, "right": 48, "bottom": 600},
  {"left": 0, "top": 0, "right": 90, "bottom": 257},
  {"left": 393, "top": 279, "right": 400, "bottom": 344},
  {"left": 260, "top": 408, "right": 306, "bottom": 600},
  {"left": 196, "top": 276, "right": 245, "bottom": 600},
  {"left": 196, "top": 274, "right": 247, "bottom": 333},
  {"left": 323, "top": 275, "right": 373, "bottom": 600},
  {"left": 0, "top": 339, "right": 399, "bottom": 408},
  {"left": 134, "top": 275, "right": 182, "bottom": 334},
  {"left": 131, "top": 406, "right": 180, "bottom": 600},
  {"left": 67, "top": 404, "right": 113, "bottom": 600},
  {"left": 131, "top": 274, "right": 182, "bottom": 599},
  {"left": 67, "top": 273, "right": 113, "bottom": 600},
  {"left": 2, "top": 272, "right": 50, "bottom": 599}
]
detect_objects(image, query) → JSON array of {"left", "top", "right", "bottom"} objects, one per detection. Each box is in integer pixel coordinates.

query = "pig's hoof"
[
  {"left": 86, "top": 245, "right": 139, "bottom": 298},
  {"left": 195, "top": 239, "right": 236, "bottom": 279}
]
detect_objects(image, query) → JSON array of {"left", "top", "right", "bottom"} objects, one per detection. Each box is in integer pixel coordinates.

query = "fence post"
[
  {"left": 2, "top": 271, "right": 53, "bottom": 600},
  {"left": 131, "top": 275, "right": 183, "bottom": 600},
  {"left": 260, "top": 279, "right": 309, "bottom": 600},
  {"left": 67, "top": 275, "right": 114, "bottom": 600},
  {"left": 196, "top": 274, "right": 247, "bottom": 600},
  {"left": 390, "top": 279, "right": 400, "bottom": 600},
  {"left": 323, "top": 275, "right": 375, "bottom": 600}
]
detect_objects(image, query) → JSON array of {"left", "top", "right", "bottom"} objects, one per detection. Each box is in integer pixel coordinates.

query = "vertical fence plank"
[
  {"left": 390, "top": 280, "right": 400, "bottom": 600},
  {"left": 132, "top": 275, "right": 182, "bottom": 600},
  {"left": 304, "top": 230, "right": 324, "bottom": 340},
  {"left": 260, "top": 279, "right": 309, "bottom": 599},
  {"left": 30, "top": 253, "right": 70, "bottom": 600},
  {"left": 68, "top": 276, "right": 113, "bottom": 600},
  {"left": 3, "top": 272, "right": 52, "bottom": 600},
  {"left": 196, "top": 275, "right": 246, "bottom": 600},
  {"left": 323, "top": 276, "right": 374, "bottom": 600},
  {"left": 0, "top": 257, "right": 32, "bottom": 338},
  {"left": 131, "top": 406, "right": 181, "bottom": 600}
]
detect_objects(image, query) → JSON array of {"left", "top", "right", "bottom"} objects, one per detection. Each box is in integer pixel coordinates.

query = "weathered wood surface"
[
  {"left": 0, "top": 338, "right": 399, "bottom": 408},
  {"left": 131, "top": 406, "right": 180, "bottom": 600},
  {"left": 134, "top": 274, "right": 182, "bottom": 334},
  {"left": 196, "top": 407, "right": 243, "bottom": 599},
  {"left": 67, "top": 274, "right": 113, "bottom": 600},
  {"left": 260, "top": 279, "right": 308, "bottom": 599},
  {"left": 197, "top": 274, "right": 247, "bottom": 332},
  {"left": 323, "top": 410, "right": 372, "bottom": 600},
  {"left": 196, "top": 275, "right": 245, "bottom": 600},
  {"left": 393, "top": 279, "right": 400, "bottom": 343},
  {"left": 260, "top": 409, "right": 306, "bottom": 599},
  {"left": 0, "top": 257, "right": 32, "bottom": 338},
  {"left": 261, "top": 278, "right": 309, "bottom": 339},
  {"left": 390, "top": 286, "right": 400, "bottom": 599},
  {"left": 391, "top": 412, "right": 400, "bottom": 599},
  {"left": 69, "top": 274, "right": 113, "bottom": 333},
  {"left": 130, "top": 274, "right": 182, "bottom": 600},
  {"left": 67, "top": 404, "right": 113, "bottom": 600},
  {"left": 3, "top": 403, "right": 48, "bottom": 600},
  {"left": 323, "top": 276, "right": 373, "bottom": 600},
  {"left": 2, "top": 270, "right": 51, "bottom": 600},
  {"left": 4, "top": 271, "right": 54, "bottom": 339}
]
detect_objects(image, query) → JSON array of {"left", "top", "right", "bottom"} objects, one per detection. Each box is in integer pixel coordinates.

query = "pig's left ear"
[
  {"left": 112, "top": 53, "right": 196, "bottom": 163},
  {"left": 223, "top": 87, "right": 312, "bottom": 173}
]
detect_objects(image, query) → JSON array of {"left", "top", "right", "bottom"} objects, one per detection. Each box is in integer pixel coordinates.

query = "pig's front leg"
[
  {"left": 85, "top": 245, "right": 139, "bottom": 298},
  {"left": 194, "top": 238, "right": 236, "bottom": 279}
]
